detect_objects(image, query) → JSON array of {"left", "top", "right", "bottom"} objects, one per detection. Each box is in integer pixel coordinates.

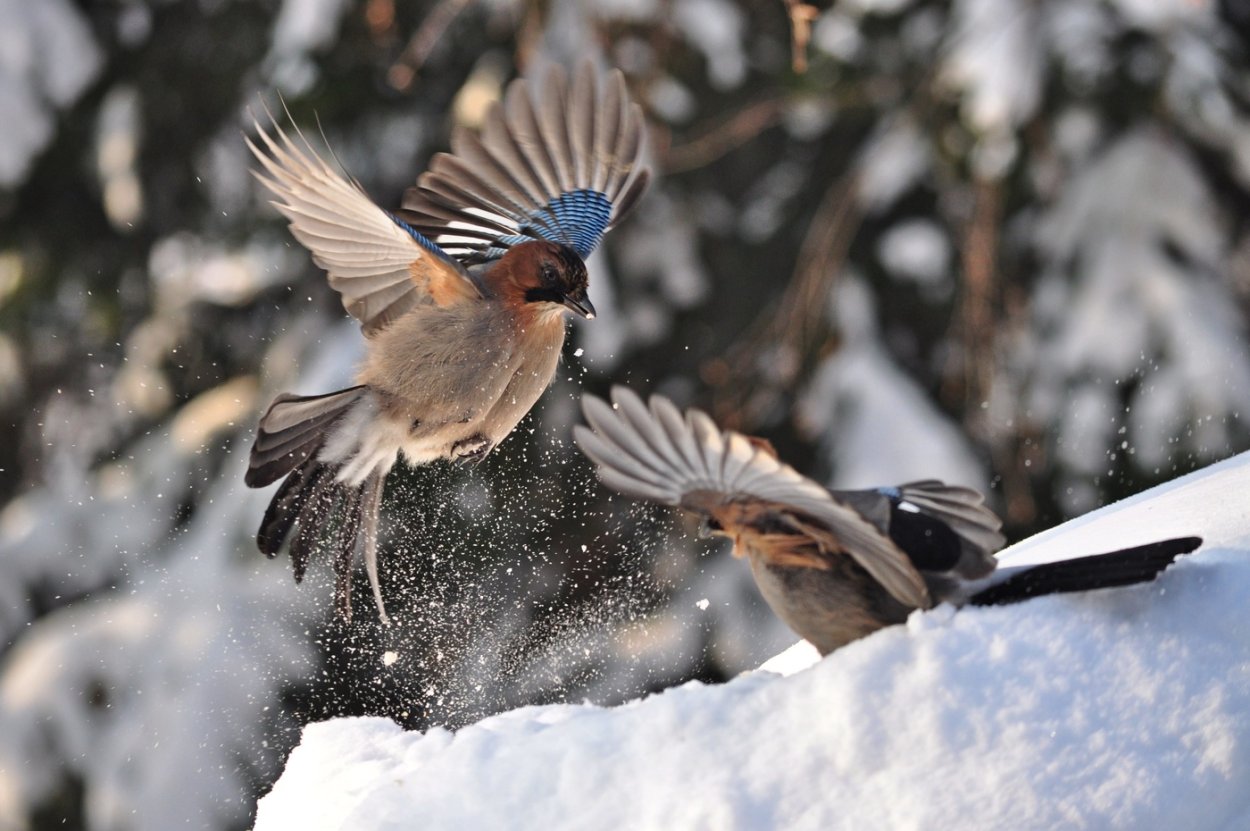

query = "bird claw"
[{"left": 451, "top": 434, "right": 492, "bottom": 466}]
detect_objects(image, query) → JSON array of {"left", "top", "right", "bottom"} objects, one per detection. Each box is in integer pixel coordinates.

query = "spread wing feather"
[
  {"left": 400, "top": 62, "right": 650, "bottom": 263},
  {"left": 894, "top": 480, "right": 1006, "bottom": 554},
  {"left": 576, "top": 387, "right": 931, "bottom": 609},
  {"left": 248, "top": 111, "right": 481, "bottom": 336}
]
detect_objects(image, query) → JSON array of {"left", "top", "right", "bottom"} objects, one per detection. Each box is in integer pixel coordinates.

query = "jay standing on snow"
[
  {"left": 244, "top": 64, "right": 650, "bottom": 622},
  {"left": 576, "top": 387, "right": 1200, "bottom": 655}
]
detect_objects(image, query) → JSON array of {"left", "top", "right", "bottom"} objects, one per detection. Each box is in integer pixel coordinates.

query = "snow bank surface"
[{"left": 255, "top": 452, "right": 1250, "bottom": 830}]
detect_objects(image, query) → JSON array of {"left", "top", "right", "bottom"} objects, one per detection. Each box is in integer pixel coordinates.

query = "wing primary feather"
[
  {"left": 591, "top": 70, "right": 625, "bottom": 195},
  {"left": 574, "top": 426, "right": 674, "bottom": 497},
  {"left": 611, "top": 169, "right": 651, "bottom": 228},
  {"left": 649, "top": 395, "right": 705, "bottom": 476},
  {"left": 580, "top": 397, "right": 676, "bottom": 481},
  {"left": 685, "top": 409, "right": 728, "bottom": 486},
  {"left": 609, "top": 387, "right": 693, "bottom": 485},
  {"left": 606, "top": 104, "right": 644, "bottom": 204},
  {"left": 400, "top": 64, "right": 649, "bottom": 262},
  {"left": 718, "top": 433, "right": 758, "bottom": 492},
  {"left": 477, "top": 108, "right": 551, "bottom": 205},
  {"left": 426, "top": 158, "right": 534, "bottom": 224},
  {"left": 596, "top": 465, "right": 681, "bottom": 505},
  {"left": 450, "top": 129, "right": 545, "bottom": 215},
  {"left": 569, "top": 63, "right": 596, "bottom": 191},
  {"left": 506, "top": 79, "right": 562, "bottom": 198},
  {"left": 538, "top": 65, "right": 576, "bottom": 194},
  {"left": 247, "top": 107, "right": 477, "bottom": 334},
  {"left": 402, "top": 195, "right": 520, "bottom": 237}
]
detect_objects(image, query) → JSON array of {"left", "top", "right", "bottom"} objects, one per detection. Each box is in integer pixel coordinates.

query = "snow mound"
[{"left": 255, "top": 452, "right": 1250, "bottom": 830}]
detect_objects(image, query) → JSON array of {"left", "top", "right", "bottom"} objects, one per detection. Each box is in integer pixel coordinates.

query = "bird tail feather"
[
  {"left": 969, "top": 536, "right": 1202, "bottom": 606},
  {"left": 245, "top": 386, "right": 367, "bottom": 488},
  {"left": 248, "top": 385, "right": 390, "bottom": 623},
  {"left": 255, "top": 459, "right": 389, "bottom": 623}
]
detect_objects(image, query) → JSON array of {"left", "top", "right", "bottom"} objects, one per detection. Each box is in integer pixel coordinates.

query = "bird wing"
[
  {"left": 891, "top": 480, "right": 1006, "bottom": 557},
  {"left": 575, "top": 387, "right": 931, "bottom": 610},
  {"left": 248, "top": 113, "right": 482, "bottom": 337},
  {"left": 399, "top": 61, "right": 650, "bottom": 264}
]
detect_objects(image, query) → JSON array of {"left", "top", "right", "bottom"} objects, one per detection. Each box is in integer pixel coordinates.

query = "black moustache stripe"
[{"left": 525, "top": 287, "right": 568, "bottom": 305}]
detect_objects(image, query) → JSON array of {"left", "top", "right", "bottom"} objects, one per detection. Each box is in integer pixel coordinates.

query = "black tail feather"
[
  {"left": 247, "top": 428, "right": 325, "bottom": 489},
  {"left": 256, "top": 456, "right": 373, "bottom": 620},
  {"left": 970, "top": 536, "right": 1202, "bottom": 607},
  {"left": 288, "top": 466, "right": 340, "bottom": 584},
  {"left": 245, "top": 386, "right": 365, "bottom": 488},
  {"left": 257, "top": 461, "right": 321, "bottom": 557}
]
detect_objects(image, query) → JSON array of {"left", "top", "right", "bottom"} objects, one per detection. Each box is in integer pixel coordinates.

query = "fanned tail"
[
  {"left": 248, "top": 386, "right": 390, "bottom": 623},
  {"left": 254, "top": 461, "right": 390, "bottom": 624}
]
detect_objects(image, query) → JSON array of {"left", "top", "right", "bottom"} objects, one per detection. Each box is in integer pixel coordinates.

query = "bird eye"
[
  {"left": 540, "top": 263, "right": 558, "bottom": 285},
  {"left": 699, "top": 516, "right": 724, "bottom": 538}
]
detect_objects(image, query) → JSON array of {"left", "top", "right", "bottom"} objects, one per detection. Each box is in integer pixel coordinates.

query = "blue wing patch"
[
  {"left": 403, "top": 189, "right": 614, "bottom": 264},
  {"left": 520, "top": 189, "right": 613, "bottom": 258},
  {"left": 387, "top": 211, "right": 463, "bottom": 267},
  {"left": 387, "top": 210, "right": 488, "bottom": 298}
]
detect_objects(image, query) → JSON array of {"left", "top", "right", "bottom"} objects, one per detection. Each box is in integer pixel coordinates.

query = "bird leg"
[{"left": 360, "top": 470, "right": 390, "bottom": 626}]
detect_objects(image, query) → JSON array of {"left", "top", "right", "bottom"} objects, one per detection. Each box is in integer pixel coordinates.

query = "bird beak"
[{"left": 562, "top": 290, "right": 596, "bottom": 319}]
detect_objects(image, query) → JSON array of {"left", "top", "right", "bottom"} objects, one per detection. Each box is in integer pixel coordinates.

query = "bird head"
[{"left": 495, "top": 241, "right": 595, "bottom": 319}]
